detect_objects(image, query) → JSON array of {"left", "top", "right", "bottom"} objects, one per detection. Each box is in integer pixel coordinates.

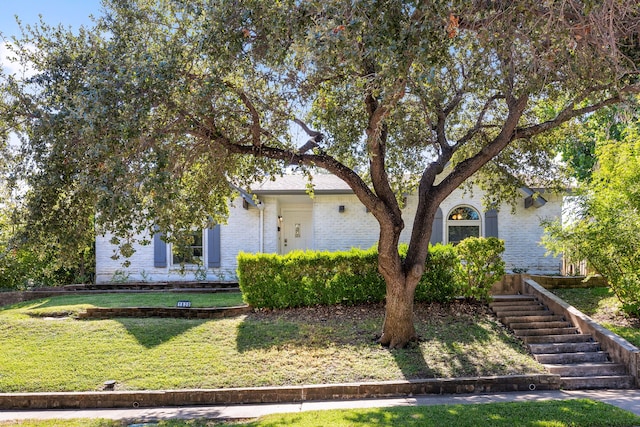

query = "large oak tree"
[{"left": 2, "top": 0, "right": 639, "bottom": 347}]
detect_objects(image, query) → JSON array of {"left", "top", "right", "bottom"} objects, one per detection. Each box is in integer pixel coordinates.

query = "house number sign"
[{"left": 295, "top": 223, "right": 301, "bottom": 238}]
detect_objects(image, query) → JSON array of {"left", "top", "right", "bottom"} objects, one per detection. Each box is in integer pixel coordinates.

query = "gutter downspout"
[{"left": 257, "top": 202, "right": 265, "bottom": 253}]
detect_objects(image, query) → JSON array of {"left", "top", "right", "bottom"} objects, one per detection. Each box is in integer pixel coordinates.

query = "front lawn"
[
  {"left": 3, "top": 399, "right": 640, "bottom": 426},
  {"left": 2, "top": 292, "right": 245, "bottom": 318},
  {"left": 0, "top": 297, "right": 544, "bottom": 392},
  {"left": 551, "top": 287, "right": 640, "bottom": 348}
]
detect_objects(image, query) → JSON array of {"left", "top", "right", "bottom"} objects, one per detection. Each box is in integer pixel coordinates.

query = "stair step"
[
  {"left": 497, "top": 310, "right": 554, "bottom": 318},
  {"left": 529, "top": 342, "right": 600, "bottom": 354},
  {"left": 535, "top": 351, "right": 609, "bottom": 364},
  {"left": 491, "top": 295, "right": 537, "bottom": 302},
  {"left": 492, "top": 304, "right": 546, "bottom": 313},
  {"left": 509, "top": 321, "right": 572, "bottom": 330},
  {"left": 546, "top": 362, "right": 628, "bottom": 377},
  {"left": 522, "top": 334, "right": 594, "bottom": 344},
  {"left": 513, "top": 327, "right": 579, "bottom": 336},
  {"left": 502, "top": 315, "right": 564, "bottom": 324},
  {"left": 490, "top": 300, "right": 541, "bottom": 308},
  {"left": 560, "top": 375, "right": 635, "bottom": 390},
  {"left": 491, "top": 293, "right": 635, "bottom": 390}
]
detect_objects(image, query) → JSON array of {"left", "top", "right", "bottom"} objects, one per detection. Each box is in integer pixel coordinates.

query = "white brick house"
[{"left": 94, "top": 174, "right": 563, "bottom": 283}]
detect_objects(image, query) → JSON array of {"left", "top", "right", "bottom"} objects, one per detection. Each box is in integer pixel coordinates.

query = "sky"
[
  {"left": 1, "top": 0, "right": 103, "bottom": 74},
  {"left": 0, "top": 0, "right": 102, "bottom": 38}
]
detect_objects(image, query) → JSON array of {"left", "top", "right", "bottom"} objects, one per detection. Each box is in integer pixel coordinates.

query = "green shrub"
[
  {"left": 238, "top": 243, "right": 471, "bottom": 309},
  {"left": 0, "top": 245, "right": 93, "bottom": 290},
  {"left": 238, "top": 239, "right": 507, "bottom": 309},
  {"left": 416, "top": 244, "right": 462, "bottom": 303},
  {"left": 455, "top": 237, "right": 505, "bottom": 302},
  {"left": 237, "top": 248, "right": 386, "bottom": 309}
]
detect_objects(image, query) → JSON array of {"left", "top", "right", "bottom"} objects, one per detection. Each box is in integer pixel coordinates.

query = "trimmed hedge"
[
  {"left": 415, "top": 243, "right": 461, "bottom": 303},
  {"left": 238, "top": 244, "right": 463, "bottom": 309},
  {"left": 456, "top": 237, "right": 506, "bottom": 303},
  {"left": 237, "top": 248, "right": 385, "bottom": 309}
]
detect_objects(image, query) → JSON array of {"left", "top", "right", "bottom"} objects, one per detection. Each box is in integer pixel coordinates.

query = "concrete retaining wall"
[
  {"left": 528, "top": 275, "right": 607, "bottom": 289},
  {"left": 0, "top": 375, "right": 560, "bottom": 410},
  {"left": 490, "top": 274, "right": 607, "bottom": 295},
  {"left": 0, "top": 291, "right": 71, "bottom": 307},
  {"left": 78, "top": 306, "right": 251, "bottom": 319}
]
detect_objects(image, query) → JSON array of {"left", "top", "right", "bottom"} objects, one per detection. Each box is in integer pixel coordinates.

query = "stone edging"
[
  {"left": 0, "top": 375, "right": 560, "bottom": 410},
  {"left": 77, "top": 305, "right": 251, "bottom": 319}
]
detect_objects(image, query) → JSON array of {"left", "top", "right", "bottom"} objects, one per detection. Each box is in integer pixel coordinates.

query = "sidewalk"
[{"left": 2, "top": 389, "right": 640, "bottom": 422}]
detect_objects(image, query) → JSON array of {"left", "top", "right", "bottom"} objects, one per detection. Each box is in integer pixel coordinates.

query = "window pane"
[
  {"left": 449, "top": 207, "right": 480, "bottom": 221},
  {"left": 448, "top": 225, "right": 480, "bottom": 244},
  {"left": 173, "top": 231, "right": 203, "bottom": 265}
]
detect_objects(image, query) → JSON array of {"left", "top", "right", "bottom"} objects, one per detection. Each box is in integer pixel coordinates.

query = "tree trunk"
[{"left": 378, "top": 273, "right": 419, "bottom": 348}]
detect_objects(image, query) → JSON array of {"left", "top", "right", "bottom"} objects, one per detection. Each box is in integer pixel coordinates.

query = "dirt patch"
[
  {"left": 249, "top": 300, "right": 493, "bottom": 326},
  {"left": 591, "top": 308, "right": 640, "bottom": 329}
]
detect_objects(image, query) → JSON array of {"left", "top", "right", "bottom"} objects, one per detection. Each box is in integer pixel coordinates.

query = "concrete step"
[
  {"left": 490, "top": 300, "right": 540, "bottom": 308},
  {"left": 534, "top": 351, "right": 609, "bottom": 364},
  {"left": 491, "top": 293, "right": 634, "bottom": 390},
  {"left": 522, "top": 334, "right": 594, "bottom": 344},
  {"left": 496, "top": 310, "right": 554, "bottom": 318},
  {"left": 491, "top": 295, "right": 537, "bottom": 302},
  {"left": 528, "top": 342, "right": 600, "bottom": 354},
  {"left": 545, "top": 362, "right": 628, "bottom": 377},
  {"left": 513, "top": 327, "right": 579, "bottom": 336},
  {"left": 492, "top": 304, "right": 546, "bottom": 313},
  {"left": 560, "top": 375, "right": 635, "bottom": 390},
  {"left": 502, "top": 315, "right": 565, "bottom": 325},
  {"left": 508, "top": 321, "right": 573, "bottom": 330}
]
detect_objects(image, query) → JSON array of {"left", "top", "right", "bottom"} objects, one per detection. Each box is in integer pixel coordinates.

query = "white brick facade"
[{"left": 95, "top": 178, "right": 562, "bottom": 283}]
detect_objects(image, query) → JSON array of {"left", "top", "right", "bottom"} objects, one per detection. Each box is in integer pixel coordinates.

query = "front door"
[{"left": 281, "top": 207, "right": 313, "bottom": 253}]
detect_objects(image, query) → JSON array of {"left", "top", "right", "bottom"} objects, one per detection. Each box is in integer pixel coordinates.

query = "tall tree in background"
[
  {"left": 1, "top": 0, "right": 639, "bottom": 347},
  {"left": 557, "top": 97, "right": 640, "bottom": 183},
  {"left": 543, "top": 106, "right": 640, "bottom": 313}
]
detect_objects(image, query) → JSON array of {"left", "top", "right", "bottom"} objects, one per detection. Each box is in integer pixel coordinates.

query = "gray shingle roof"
[{"left": 250, "top": 174, "right": 353, "bottom": 194}]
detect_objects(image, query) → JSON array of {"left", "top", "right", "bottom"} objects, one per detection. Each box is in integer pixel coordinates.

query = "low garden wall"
[
  {"left": 528, "top": 275, "right": 607, "bottom": 289},
  {"left": 490, "top": 274, "right": 607, "bottom": 295},
  {"left": 78, "top": 305, "right": 251, "bottom": 319},
  {"left": 0, "top": 374, "right": 561, "bottom": 409},
  {"left": 0, "top": 290, "right": 68, "bottom": 307}
]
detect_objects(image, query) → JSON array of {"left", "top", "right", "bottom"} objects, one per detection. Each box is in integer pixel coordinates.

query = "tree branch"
[
  {"left": 517, "top": 84, "right": 640, "bottom": 139},
  {"left": 435, "top": 94, "right": 530, "bottom": 199},
  {"left": 235, "top": 90, "right": 262, "bottom": 147},
  {"left": 293, "top": 118, "right": 323, "bottom": 154},
  {"left": 455, "top": 94, "right": 505, "bottom": 147}
]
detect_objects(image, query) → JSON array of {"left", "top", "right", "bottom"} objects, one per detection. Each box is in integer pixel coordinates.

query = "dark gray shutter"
[
  {"left": 207, "top": 225, "right": 221, "bottom": 268},
  {"left": 485, "top": 209, "right": 499, "bottom": 238},
  {"left": 430, "top": 207, "right": 443, "bottom": 245},
  {"left": 153, "top": 229, "right": 167, "bottom": 268}
]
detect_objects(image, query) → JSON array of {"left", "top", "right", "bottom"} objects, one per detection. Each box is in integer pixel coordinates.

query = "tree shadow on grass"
[
  {"left": 2, "top": 296, "right": 223, "bottom": 349},
  {"left": 109, "top": 317, "right": 209, "bottom": 349},
  {"left": 235, "top": 303, "right": 510, "bottom": 381}
]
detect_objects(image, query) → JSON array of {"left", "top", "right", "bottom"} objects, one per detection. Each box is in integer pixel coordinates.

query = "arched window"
[{"left": 447, "top": 206, "right": 481, "bottom": 244}]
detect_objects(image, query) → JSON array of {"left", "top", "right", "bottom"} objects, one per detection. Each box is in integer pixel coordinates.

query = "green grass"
[
  {"left": 0, "top": 300, "right": 544, "bottom": 392},
  {"left": 551, "top": 287, "right": 640, "bottom": 348},
  {"left": 551, "top": 287, "right": 619, "bottom": 317},
  {"left": 2, "top": 292, "right": 245, "bottom": 317},
  {"left": 2, "top": 399, "right": 640, "bottom": 426},
  {"left": 240, "top": 399, "right": 640, "bottom": 427}
]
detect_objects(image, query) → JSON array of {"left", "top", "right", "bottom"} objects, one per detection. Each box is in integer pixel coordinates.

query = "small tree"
[
  {"left": 543, "top": 115, "right": 640, "bottom": 314},
  {"left": 2, "top": 0, "right": 639, "bottom": 346},
  {"left": 456, "top": 237, "right": 505, "bottom": 302}
]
